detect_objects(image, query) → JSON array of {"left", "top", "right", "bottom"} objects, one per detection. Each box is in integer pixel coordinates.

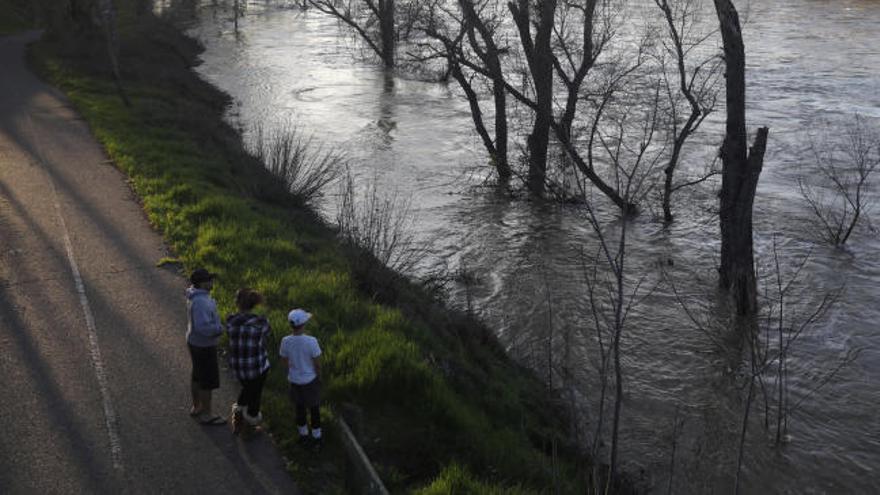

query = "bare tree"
[
  {"left": 508, "top": 0, "right": 642, "bottom": 210},
  {"left": 654, "top": 0, "right": 721, "bottom": 222},
  {"left": 558, "top": 48, "right": 667, "bottom": 470},
  {"left": 309, "top": 0, "right": 398, "bottom": 68},
  {"left": 415, "top": 0, "right": 646, "bottom": 210},
  {"left": 233, "top": 0, "right": 247, "bottom": 32},
  {"left": 508, "top": 0, "right": 558, "bottom": 193},
  {"left": 732, "top": 239, "right": 857, "bottom": 492},
  {"left": 667, "top": 240, "right": 858, "bottom": 494},
  {"left": 547, "top": 0, "right": 641, "bottom": 213},
  {"left": 574, "top": 155, "right": 656, "bottom": 482},
  {"left": 798, "top": 113, "right": 879, "bottom": 246},
  {"left": 712, "top": 0, "right": 769, "bottom": 316},
  {"left": 416, "top": 0, "right": 512, "bottom": 181},
  {"left": 460, "top": 0, "right": 511, "bottom": 180}
]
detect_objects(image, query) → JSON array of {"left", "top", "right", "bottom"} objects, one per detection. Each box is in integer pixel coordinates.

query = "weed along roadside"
[{"left": 25, "top": 5, "right": 631, "bottom": 494}]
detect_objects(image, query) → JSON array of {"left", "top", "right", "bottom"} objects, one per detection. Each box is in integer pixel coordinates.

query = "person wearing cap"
[
  {"left": 226, "top": 288, "right": 271, "bottom": 438},
  {"left": 279, "top": 308, "right": 323, "bottom": 448},
  {"left": 186, "top": 268, "right": 225, "bottom": 425}
]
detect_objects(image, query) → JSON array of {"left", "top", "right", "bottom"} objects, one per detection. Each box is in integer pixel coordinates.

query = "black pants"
[
  {"left": 237, "top": 371, "right": 268, "bottom": 417},
  {"left": 296, "top": 404, "right": 321, "bottom": 430},
  {"left": 289, "top": 379, "right": 321, "bottom": 430},
  {"left": 189, "top": 344, "right": 219, "bottom": 390}
]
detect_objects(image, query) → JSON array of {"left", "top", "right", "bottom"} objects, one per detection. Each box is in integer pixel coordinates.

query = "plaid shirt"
[{"left": 226, "top": 313, "right": 271, "bottom": 380}]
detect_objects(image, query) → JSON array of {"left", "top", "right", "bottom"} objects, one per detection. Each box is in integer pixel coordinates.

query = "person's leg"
[
  {"left": 309, "top": 405, "right": 322, "bottom": 440},
  {"left": 231, "top": 378, "right": 247, "bottom": 434},
  {"left": 307, "top": 379, "right": 322, "bottom": 441},
  {"left": 188, "top": 345, "right": 202, "bottom": 415},
  {"left": 248, "top": 371, "right": 268, "bottom": 417},
  {"left": 237, "top": 379, "right": 248, "bottom": 409},
  {"left": 291, "top": 383, "right": 309, "bottom": 440},
  {"left": 198, "top": 388, "right": 213, "bottom": 418},
  {"left": 190, "top": 346, "right": 224, "bottom": 424},
  {"left": 199, "top": 346, "right": 221, "bottom": 421},
  {"left": 190, "top": 380, "right": 201, "bottom": 415},
  {"left": 241, "top": 376, "right": 263, "bottom": 435},
  {"left": 296, "top": 403, "right": 308, "bottom": 436}
]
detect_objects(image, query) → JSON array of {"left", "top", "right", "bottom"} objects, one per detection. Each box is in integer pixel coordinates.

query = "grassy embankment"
[{"left": 28, "top": 5, "right": 593, "bottom": 493}]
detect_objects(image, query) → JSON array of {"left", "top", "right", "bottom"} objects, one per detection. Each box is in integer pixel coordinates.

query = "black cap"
[{"left": 190, "top": 268, "right": 216, "bottom": 284}]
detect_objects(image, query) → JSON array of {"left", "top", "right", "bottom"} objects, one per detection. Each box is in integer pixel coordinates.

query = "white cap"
[{"left": 287, "top": 309, "right": 311, "bottom": 327}]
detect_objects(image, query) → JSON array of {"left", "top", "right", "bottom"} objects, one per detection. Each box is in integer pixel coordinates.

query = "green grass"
[
  {"left": 28, "top": 6, "right": 592, "bottom": 493},
  {"left": 414, "top": 464, "right": 536, "bottom": 495}
]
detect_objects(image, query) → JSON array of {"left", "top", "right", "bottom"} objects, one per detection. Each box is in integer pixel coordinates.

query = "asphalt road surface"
[{"left": 0, "top": 31, "right": 299, "bottom": 494}]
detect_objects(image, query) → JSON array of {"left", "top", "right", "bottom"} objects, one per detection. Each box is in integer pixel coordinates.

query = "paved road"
[{"left": 0, "top": 32, "right": 299, "bottom": 494}]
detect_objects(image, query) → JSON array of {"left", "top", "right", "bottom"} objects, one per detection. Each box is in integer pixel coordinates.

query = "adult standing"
[
  {"left": 226, "top": 288, "right": 271, "bottom": 437},
  {"left": 186, "top": 268, "right": 225, "bottom": 425}
]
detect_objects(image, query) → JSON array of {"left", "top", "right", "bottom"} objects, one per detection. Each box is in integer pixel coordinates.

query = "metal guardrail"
[{"left": 337, "top": 415, "right": 389, "bottom": 495}]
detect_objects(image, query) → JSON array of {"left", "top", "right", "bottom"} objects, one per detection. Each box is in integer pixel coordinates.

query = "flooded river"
[{"left": 165, "top": 0, "right": 879, "bottom": 492}]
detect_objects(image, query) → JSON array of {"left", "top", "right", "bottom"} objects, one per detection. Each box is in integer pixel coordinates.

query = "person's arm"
[
  {"left": 191, "top": 298, "right": 223, "bottom": 338},
  {"left": 207, "top": 301, "right": 223, "bottom": 337},
  {"left": 312, "top": 356, "right": 321, "bottom": 378},
  {"left": 279, "top": 339, "right": 289, "bottom": 369},
  {"left": 312, "top": 339, "right": 322, "bottom": 378},
  {"left": 260, "top": 319, "right": 272, "bottom": 351}
]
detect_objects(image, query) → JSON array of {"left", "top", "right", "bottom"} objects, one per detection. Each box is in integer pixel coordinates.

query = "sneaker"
[{"left": 230, "top": 405, "right": 243, "bottom": 435}]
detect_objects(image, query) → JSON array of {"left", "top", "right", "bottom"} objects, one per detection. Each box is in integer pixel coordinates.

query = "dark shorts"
[
  {"left": 189, "top": 344, "right": 219, "bottom": 390},
  {"left": 289, "top": 378, "right": 321, "bottom": 408}
]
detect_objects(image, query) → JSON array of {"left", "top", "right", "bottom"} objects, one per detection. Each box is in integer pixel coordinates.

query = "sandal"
[{"left": 198, "top": 415, "right": 227, "bottom": 426}]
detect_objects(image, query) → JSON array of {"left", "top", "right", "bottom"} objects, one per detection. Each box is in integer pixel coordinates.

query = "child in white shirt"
[{"left": 279, "top": 308, "right": 322, "bottom": 447}]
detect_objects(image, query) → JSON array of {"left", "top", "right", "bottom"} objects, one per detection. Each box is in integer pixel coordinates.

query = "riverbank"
[{"left": 27, "top": 5, "right": 608, "bottom": 493}]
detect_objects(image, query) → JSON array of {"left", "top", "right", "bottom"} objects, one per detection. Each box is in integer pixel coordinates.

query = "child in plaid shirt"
[{"left": 226, "top": 288, "right": 271, "bottom": 436}]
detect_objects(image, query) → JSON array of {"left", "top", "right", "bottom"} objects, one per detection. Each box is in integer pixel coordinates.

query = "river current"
[{"left": 163, "top": 0, "right": 879, "bottom": 492}]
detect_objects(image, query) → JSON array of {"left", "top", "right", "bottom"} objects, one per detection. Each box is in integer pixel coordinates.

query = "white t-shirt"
[{"left": 279, "top": 334, "right": 322, "bottom": 385}]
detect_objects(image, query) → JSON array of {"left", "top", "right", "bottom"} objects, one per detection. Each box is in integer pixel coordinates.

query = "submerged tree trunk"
[
  {"left": 235, "top": 0, "right": 242, "bottom": 32},
  {"left": 309, "top": 0, "right": 395, "bottom": 68},
  {"left": 656, "top": 0, "right": 713, "bottom": 223},
  {"left": 447, "top": 56, "right": 502, "bottom": 175},
  {"left": 492, "top": 78, "right": 510, "bottom": 180},
  {"left": 379, "top": 0, "right": 395, "bottom": 68},
  {"left": 714, "top": 0, "right": 768, "bottom": 315},
  {"left": 509, "top": 0, "right": 557, "bottom": 194},
  {"left": 425, "top": 1, "right": 510, "bottom": 182},
  {"left": 460, "top": 0, "right": 510, "bottom": 181},
  {"left": 549, "top": 0, "right": 636, "bottom": 213},
  {"left": 557, "top": 0, "right": 597, "bottom": 141}
]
